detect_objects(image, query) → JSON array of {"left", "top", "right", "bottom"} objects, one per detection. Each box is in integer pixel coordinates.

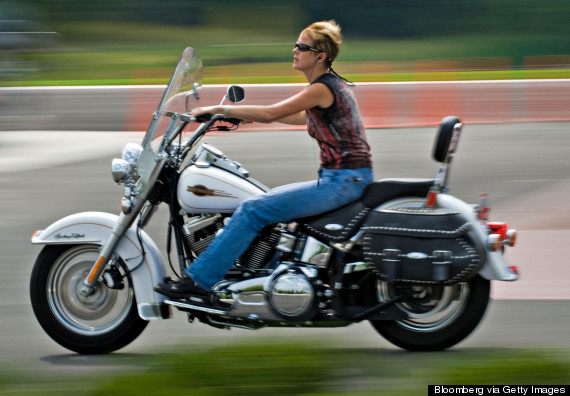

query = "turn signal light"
[
  {"left": 505, "top": 229, "right": 517, "bottom": 247},
  {"left": 487, "top": 234, "right": 502, "bottom": 252},
  {"left": 121, "top": 197, "right": 133, "bottom": 214}
]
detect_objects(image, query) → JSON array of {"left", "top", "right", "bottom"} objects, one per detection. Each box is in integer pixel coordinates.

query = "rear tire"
[
  {"left": 370, "top": 276, "right": 490, "bottom": 351},
  {"left": 30, "top": 245, "right": 148, "bottom": 354}
]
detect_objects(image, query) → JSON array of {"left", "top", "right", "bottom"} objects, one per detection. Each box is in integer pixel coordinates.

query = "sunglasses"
[{"left": 295, "top": 42, "right": 321, "bottom": 52}]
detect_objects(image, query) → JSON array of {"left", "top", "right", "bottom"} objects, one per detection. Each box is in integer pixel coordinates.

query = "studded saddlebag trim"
[
  {"left": 362, "top": 222, "right": 471, "bottom": 238},
  {"left": 302, "top": 207, "right": 371, "bottom": 242}
]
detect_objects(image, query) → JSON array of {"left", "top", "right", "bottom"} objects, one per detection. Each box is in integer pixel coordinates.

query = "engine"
[
  {"left": 182, "top": 215, "right": 281, "bottom": 271},
  {"left": 182, "top": 214, "right": 224, "bottom": 255},
  {"left": 215, "top": 263, "right": 321, "bottom": 323},
  {"left": 269, "top": 270, "right": 315, "bottom": 319},
  {"left": 181, "top": 214, "right": 328, "bottom": 323}
]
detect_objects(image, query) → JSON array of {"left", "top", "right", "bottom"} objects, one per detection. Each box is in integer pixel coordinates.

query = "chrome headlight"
[
  {"left": 122, "top": 143, "right": 143, "bottom": 167},
  {"left": 122, "top": 143, "right": 143, "bottom": 178},
  {"left": 112, "top": 159, "right": 129, "bottom": 184},
  {"left": 112, "top": 143, "right": 143, "bottom": 185}
]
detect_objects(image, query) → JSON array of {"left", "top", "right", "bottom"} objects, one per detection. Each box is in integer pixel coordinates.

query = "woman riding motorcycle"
[{"left": 155, "top": 20, "right": 374, "bottom": 298}]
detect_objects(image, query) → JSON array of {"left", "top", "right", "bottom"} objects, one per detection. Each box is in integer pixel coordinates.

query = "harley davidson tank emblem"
[{"left": 187, "top": 185, "right": 237, "bottom": 198}]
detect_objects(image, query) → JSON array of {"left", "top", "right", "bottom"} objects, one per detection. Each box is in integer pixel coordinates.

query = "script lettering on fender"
[
  {"left": 187, "top": 185, "right": 237, "bottom": 199},
  {"left": 54, "top": 233, "right": 86, "bottom": 240}
]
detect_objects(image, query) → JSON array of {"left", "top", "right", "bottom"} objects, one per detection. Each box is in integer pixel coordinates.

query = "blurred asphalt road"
[{"left": 0, "top": 122, "right": 569, "bottom": 374}]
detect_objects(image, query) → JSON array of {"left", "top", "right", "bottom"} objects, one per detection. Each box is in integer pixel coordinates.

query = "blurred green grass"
[
  {"left": 0, "top": 341, "right": 568, "bottom": 395},
  {"left": 7, "top": 21, "right": 570, "bottom": 86}
]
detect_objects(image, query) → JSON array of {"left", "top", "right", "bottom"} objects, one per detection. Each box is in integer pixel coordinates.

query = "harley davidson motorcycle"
[{"left": 30, "top": 47, "right": 518, "bottom": 354}]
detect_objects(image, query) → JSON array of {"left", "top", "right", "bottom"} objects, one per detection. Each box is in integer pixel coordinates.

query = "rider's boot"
[{"left": 154, "top": 276, "right": 209, "bottom": 301}]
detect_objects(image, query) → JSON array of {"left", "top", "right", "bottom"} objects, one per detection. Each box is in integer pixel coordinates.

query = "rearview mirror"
[
  {"left": 185, "top": 83, "right": 201, "bottom": 113},
  {"left": 227, "top": 85, "right": 245, "bottom": 103}
]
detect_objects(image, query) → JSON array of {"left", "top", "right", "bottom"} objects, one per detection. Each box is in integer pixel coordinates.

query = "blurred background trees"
[
  {"left": 1, "top": 0, "right": 568, "bottom": 85},
  {"left": 27, "top": 0, "right": 570, "bottom": 38}
]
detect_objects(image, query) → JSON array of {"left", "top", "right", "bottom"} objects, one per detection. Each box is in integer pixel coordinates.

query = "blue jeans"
[{"left": 187, "top": 168, "right": 374, "bottom": 289}]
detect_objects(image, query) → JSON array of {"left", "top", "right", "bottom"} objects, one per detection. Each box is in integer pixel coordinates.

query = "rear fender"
[
  {"left": 374, "top": 195, "right": 518, "bottom": 282},
  {"left": 31, "top": 211, "right": 169, "bottom": 320}
]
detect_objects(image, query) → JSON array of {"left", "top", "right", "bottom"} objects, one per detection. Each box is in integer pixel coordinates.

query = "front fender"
[{"left": 32, "top": 211, "right": 169, "bottom": 320}]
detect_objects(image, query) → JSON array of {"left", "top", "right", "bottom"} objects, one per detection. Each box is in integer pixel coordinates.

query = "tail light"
[{"left": 487, "top": 222, "right": 507, "bottom": 236}]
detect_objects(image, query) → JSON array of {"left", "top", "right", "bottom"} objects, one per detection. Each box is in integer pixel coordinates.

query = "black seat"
[
  {"left": 361, "top": 178, "right": 435, "bottom": 208},
  {"left": 297, "top": 178, "right": 435, "bottom": 242}
]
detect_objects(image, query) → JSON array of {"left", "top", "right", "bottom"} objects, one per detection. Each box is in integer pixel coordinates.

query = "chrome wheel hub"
[
  {"left": 377, "top": 281, "right": 470, "bottom": 332},
  {"left": 47, "top": 246, "right": 133, "bottom": 336}
]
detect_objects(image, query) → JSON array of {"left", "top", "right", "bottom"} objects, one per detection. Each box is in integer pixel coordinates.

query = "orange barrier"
[{"left": 126, "top": 80, "right": 570, "bottom": 132}]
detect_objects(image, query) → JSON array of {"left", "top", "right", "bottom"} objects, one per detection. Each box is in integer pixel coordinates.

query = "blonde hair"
[{"left": 302, "top": 20, "right": 342, "bottom": 68}]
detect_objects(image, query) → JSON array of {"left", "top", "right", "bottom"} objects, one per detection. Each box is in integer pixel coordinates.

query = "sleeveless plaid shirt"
[{"left": 306, "top": 73, "right": 372, "bottom": 169}]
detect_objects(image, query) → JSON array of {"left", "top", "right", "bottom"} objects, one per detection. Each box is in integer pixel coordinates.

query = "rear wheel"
[
  {"left": 370, "top": 275, "right": 490, "bottom": 351},
  {"left": 30, "top": 245, "right": 148, "bottom": 354}
]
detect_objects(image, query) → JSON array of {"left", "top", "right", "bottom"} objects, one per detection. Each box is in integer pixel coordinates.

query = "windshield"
[
  {"left": 154, "top": 47, "right": 203, "bottom": 122},
  {"left": 136, "top": 47, "right": 203, "bottom": 191}
]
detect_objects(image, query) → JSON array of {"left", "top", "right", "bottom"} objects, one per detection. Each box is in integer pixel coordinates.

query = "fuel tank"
[{"left": 177, "top": 144, "right": 269, "bottom": 214}]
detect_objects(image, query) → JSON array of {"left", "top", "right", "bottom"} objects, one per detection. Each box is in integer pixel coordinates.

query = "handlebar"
[
  {"left": 181, "top": 113, "right": 242, "bottom": 152},
  {"left": 162, "top": 111, "right": 240, "bottom": 125},
  {"left": 194, "top": 113, "right": 212, "bottom": 123},
  {"left": 190, "top": 113, "right": 241, "bottom": 125}
]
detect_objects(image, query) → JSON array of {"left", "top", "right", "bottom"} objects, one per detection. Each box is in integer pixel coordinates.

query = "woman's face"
[{"left": 292, "top": 32, "right": 320, "bottom": 72}]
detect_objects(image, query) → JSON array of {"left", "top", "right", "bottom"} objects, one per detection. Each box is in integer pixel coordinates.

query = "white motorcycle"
[{"left": 30, "top": 47, "right": 518, "bottom": 354}]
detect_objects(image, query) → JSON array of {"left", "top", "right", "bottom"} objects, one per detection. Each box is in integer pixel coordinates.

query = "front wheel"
[
  {"left": 30, "top": 245, "right": 148, "bottom": 354},
  {"left": 370, "top": 276, "right": 490, "bottom": 351}
]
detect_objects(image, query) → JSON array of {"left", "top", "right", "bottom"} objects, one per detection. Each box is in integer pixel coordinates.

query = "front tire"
[
  {"left": 370, "top": 276, "right": 490, "bottom": 351},
  {"left": 30, "top": 245, "right": 148, "bottom": 354}
]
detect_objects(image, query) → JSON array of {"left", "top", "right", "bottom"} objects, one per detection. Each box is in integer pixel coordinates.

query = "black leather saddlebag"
[{"left": 362, "top": 208, "right": 484, "bottom": 285}]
